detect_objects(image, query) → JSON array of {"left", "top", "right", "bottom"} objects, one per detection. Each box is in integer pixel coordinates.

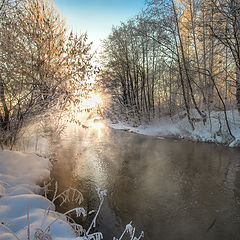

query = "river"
[{"left": 49, "top": 121, "right": 240, "bottom": 240}]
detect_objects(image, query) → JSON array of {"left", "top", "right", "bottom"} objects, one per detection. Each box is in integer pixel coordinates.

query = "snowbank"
[
  {"left": 0, "top": 150, "right": 75, "bottom": 239},
  {"left": 107, "top": 109, "right": 240, "bottom": 147},
  {"left": 0, "top": 116, "right": 143, "bottom": 240}
]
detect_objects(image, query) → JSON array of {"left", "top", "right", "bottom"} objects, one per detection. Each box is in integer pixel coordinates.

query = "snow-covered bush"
[{"left": 0, "top": 177, "right": 143, "bottom": 240}]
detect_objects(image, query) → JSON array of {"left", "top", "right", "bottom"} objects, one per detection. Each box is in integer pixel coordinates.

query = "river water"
[{"left": 49, "top": 122, "right": 240, "bottom": 240}]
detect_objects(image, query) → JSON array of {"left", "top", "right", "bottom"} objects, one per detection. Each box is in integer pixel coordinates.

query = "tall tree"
[{"left": 0, "top": 0, "right": 93, "bottom": 146}]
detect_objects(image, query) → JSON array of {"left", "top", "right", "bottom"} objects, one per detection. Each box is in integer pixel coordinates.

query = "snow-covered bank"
[
  {"left": 107, "top": 109, "right": 240, "bottom": 147},
  {"left": 0, "top": 118, "right": 143, "bottom": 240},
  {"left": 0, "top": 150, "right": 75, "bottom": 239}
]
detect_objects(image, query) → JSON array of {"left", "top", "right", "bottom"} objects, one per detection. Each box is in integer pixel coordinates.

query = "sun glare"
[
  {"left": 81, "top": 92, "right": 103, "bottom": 110},
  {"left": 92, "top": 121, "right": 104, "bottom": 139}
]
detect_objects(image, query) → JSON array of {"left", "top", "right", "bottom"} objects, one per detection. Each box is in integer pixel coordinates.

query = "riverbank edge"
[
  {"left": 0, "top": 146, "right": 77, "bottom": 239},
  {"left": 106, "top": 109, "right": 240, "bottom": 148}
]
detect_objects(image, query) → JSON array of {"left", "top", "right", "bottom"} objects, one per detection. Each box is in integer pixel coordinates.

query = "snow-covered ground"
[
  {"left": 0, "top": 150, "right": 76, "bottom": 240},
  {"left": 107, "top": 109, "right": 240, "bottom": 147},
  {"left": 0, "top": 121, "right": 79, "bottom": 239}
]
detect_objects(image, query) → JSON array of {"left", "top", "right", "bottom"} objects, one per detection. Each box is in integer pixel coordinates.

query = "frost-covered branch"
[{"left": 113, "top": 222, "right": 144, "bottom": 240}]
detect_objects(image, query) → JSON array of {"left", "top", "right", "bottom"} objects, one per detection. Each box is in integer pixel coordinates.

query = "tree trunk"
[
  {"left": 236, "top": 67, "right": 240, "bottom": 113},
  {"left": 0, "top": 74, "right": 9, "bottom": 131},
  {"left": 172, "top": 0, "right": 206, "bottom": 122}
]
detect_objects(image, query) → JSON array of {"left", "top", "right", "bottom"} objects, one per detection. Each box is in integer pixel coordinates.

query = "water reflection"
[
  {"left": 50, "top": 122, "right": 240, "bottom": 240},
  {"left": 91, "top": 121, "right": 104, "bottom": 140}
]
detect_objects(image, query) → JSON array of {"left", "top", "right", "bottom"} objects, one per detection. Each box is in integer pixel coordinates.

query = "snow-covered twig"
[
  {"left": 113, "top": 222, "right": 144, "bottom": 240},
  {"left": 64, "top": 207, "right": 87, "bottom": 218},
  {"left": 86, "top": 188, "right": 107, "bottom": 235}
]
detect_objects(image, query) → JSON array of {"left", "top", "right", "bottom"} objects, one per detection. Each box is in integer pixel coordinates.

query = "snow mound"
[{"left": 0, "top": 150, "right": 75, "bottom": 239}]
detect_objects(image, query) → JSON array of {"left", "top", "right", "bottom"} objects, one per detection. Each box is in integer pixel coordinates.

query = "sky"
[{"left": 54, "top": 0, "right": 147, "bottom": 50}]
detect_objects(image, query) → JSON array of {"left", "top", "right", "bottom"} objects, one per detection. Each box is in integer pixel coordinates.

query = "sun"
[{"left": 81, "top": 92, "right": 103, "bottom": 110}]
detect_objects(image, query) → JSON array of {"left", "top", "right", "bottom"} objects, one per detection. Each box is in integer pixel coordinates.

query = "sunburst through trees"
[{"left": 0, "top": 0, "right": 99, "bottom": 147}]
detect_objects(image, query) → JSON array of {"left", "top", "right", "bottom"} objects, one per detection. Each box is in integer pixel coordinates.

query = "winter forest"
[
  {"left": 1, "top": 0, "right": 240, "bottom": 240},
  {"left": 1, "top": 0, "right": 240, "bottom": 145},
  {"left": 99, "top": 0, "right": 240, "bottom": 142}
]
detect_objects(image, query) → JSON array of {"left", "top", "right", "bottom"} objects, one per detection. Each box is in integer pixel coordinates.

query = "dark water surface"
[{"left": 49, "top": 123, "right": 240, "bottom": 240}]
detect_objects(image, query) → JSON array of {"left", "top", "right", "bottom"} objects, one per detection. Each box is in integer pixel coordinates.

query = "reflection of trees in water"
[
  {"left": 233, "top": 164, "right": 240, "bottom": 206},
  {"left": 112, "top": 140, "right": 240, "bottom": 239},
  {"left": 48, "top": 127, "right": 240, "bottom": 240},
  {"left": 169, "top": 143, "right": 240, "bottom": 239}
]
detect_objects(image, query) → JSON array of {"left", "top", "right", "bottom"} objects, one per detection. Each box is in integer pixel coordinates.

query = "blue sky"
[{"left": 54, "top": 0, "right": 146, "bottom": 49}]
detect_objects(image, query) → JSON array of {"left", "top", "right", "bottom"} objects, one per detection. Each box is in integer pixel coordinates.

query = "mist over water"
[{"left": 50, "top": 122, "right": 240, "bottom": 240}]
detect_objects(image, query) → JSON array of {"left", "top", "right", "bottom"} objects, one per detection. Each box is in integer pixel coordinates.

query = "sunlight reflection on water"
[
  {"left": 91, "top": 121, "right": 104, "bottom": 140},
  {"left": 66, "top": 118, "right": 109, "bottom": 188},
  {"left": 50, "top": 112, "right": 240, "bottom": 240}
]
